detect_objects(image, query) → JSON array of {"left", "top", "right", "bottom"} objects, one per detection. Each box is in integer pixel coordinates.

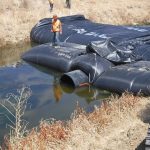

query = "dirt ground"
[
  {"left": 0, "top": 0, "right": 150, "bottom": 149},
  {"left": 0, "top": 0, "right": 150, "bottom": 48}
]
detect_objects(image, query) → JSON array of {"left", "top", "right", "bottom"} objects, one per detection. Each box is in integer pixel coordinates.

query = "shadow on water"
[{"left": 0, "top": 43, "right": 111, "bottom": 145}]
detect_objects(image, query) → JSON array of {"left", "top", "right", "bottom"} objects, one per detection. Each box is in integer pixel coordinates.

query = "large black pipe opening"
[{"left": 60, "top": 70, "right": 89, "bottom": 88}]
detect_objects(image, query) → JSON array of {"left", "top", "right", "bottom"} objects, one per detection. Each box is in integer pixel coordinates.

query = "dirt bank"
[
  {"left": 5, "top": 94, "right": 150, "bottom": 150},
  {"left": 0, "top": 0, "right": 150, "bottom": 48}
]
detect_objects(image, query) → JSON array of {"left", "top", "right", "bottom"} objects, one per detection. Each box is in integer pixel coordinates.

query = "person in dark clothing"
[
  {"left": 66, "top": 0, "right": 71, "bottom": 9},
  {"left": 48, "top": 0, "right": 54, "bottom": 12}
]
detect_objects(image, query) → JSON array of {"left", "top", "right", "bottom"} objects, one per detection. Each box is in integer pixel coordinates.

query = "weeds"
[
  {"left": 88, "top": 92, "right": 140, "bottom": 127},
  {"left": 0, "top": 86, "right": 31, "bottom": 149},
  {"left": 2, "top": 92, "right": 147, "bottom": 150}
]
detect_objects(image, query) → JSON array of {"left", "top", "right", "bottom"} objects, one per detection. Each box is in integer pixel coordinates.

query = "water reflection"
[
  {"left": 0, "top": 61, "right": 111, "bottom": 144},
  {"left": 53, "top": 77, "right": 63, "bottom": 102},
  {"left": 61, "top": 82, "right": 110, "bottom": 104},
  {"left": 31, "top": 62, "right": 111, "bottom": 104},
  {"left": 0, "top": 42, "right": 31, "bottom": 66}
]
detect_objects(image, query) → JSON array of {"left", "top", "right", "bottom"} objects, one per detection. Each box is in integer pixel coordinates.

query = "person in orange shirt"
[
  {"left": 48, "top": 0, "right": 54, "bottom": 12},
  {"left": 51, "top": 15, "right": 62, "bottom": 46}
]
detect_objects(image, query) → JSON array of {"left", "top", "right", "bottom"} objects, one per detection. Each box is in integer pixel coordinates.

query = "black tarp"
[
  {"left": 25, "top": 15, "right": 150, "bottom": 95},
  {"left": 22, "top": 42, "right": 87, "bottom": 72},
  {"left": 86, "top": 36, "right": 150, "bottom": 63},
  {"left": 31, "top": 15, "right": 150, "bottom": 63},
  {"left": 22, "top": 42, "right": 113, "bottom": 74},
  {"left": 30, "top": 15, "right": 150, "bottom": 45},
  {"left": 94, "top": 61, "right": 150, "bottom": 95}
]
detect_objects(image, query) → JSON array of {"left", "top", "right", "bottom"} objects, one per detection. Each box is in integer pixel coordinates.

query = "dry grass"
[
  {"left": 5, "top": 120, "right": 69, "bottom": 150},
  {"left": 0, "top": 0, "right": 150, "bottom": 48},
  {"left": 88, "top": 93, "right": 140, "bottom": 127},
  {"left": 0, "top": 86, "right": 32, "bottom": 150},
  {"left": 4, "top": 93, "right": 150, "bottom": 150}
]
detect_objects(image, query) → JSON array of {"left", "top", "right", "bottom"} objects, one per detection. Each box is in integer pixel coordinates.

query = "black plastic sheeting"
[
  {"left": 24, "top": 15, "right": 150, "bottom": 95},
  {"left": 22, "top": 42, "right": 87, "bottom": 72},
  {"left": 71, "top": 53, "right": 113, "bottom": 83},
  {"left": 60, "top": 70, "right": 89, "bottom": 88},
  {"left": 30, "top": 15, "right": 150, "bottom": 45},
  {"left": 31, "top": 15, "right": 150, "bottom": 63},
  {"left": 31, "top": 15, "right": 88, "bottom": 44},
  {"left": 22, "top": 42, "right": 113, "bottom": 88},
  {"left": 86, "top": 36, "right": 150, "bottom": 63},
  {"left": 94, "top": 61, "right": 150, "bottom": 95}
]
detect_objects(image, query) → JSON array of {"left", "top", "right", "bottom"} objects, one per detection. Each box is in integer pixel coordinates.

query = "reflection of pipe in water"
[
  {"left": 75, "top": 87, "right": 110, "bottom": 103},
  {"left": 60, "top": 77, "right": 111, "bottom": 104},
  {"left": 60, "top": 69, "right": 111, "bottom": 103}
]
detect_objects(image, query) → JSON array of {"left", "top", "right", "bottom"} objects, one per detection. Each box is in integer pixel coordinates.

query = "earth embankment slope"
[{"left": 0, "top": 0, "right": 150, "bottom": 48}]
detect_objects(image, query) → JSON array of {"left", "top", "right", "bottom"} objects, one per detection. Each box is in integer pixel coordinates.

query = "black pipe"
[{"left": 60, "top": 70, "right": 89, "bottom": 88}]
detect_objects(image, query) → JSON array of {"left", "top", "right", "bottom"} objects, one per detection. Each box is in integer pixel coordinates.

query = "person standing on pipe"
[
  {"left": 66, "top": 0, "right": 71, "bottom": 9},
  {"left": 48, "top": 0, "right": 54, "bottom": 12},
  {"left": 51, "top": 15, "right": 62, "bottom": 46}
]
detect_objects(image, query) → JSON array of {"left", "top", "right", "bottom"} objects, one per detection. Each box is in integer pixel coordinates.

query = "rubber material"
[
  {"left": 71, "top": 53, "right": 114, "bottom": 83},
  {"left": 94, "top": 61, "right": 150, "bottom": 95},
  {"left": 31, "top": 15, "right": 150, "bottom": 47},
  {"left": 22, "top": 43, "right": 150, "bottom": 95},
  {"left": 30, "top": 15, "right": 87, "bottom": 44},
  {"left": 25, "top": 15, "right": 150, "bottom": 95},
  {"left": 22, "top": 42, "right": 113, "bottom": 74},
  {"left": 22, "top": 42, "right": 86, "bottom": 72},
  {"left": 145, "top": 127, "right": 150, "bottom": 150},
  {"left": 60, "top": 70, "right": 89, "bottom": 88},
  {"left": 31, "top": 15, "right": 150, "bottom": 64}
]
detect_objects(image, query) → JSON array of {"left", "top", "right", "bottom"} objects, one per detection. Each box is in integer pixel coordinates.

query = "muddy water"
[
  {"left": 0, "top": 43, "right": 110, "bottom": 144},
  {"left": 0, "top": 42, "right": 32, "bottom": 66}
]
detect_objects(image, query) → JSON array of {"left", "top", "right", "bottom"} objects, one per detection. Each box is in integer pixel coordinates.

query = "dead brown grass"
[
  {"left": 4, "top": 93, "right": 150, "bottom": 150},
  {"left": 88, "top": 93, "right": 140, "bottom": 127},
  {"left": 0, "top": 0, "right": 150, "bottom": 48}
]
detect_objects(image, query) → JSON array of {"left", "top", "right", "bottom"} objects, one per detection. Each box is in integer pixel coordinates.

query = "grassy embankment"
[
  {"left": 0, "top": 0, "right": 150, "bottom": 48},
  {"left": 0, "top": 0, "right": 150, "bottom": 149}
]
